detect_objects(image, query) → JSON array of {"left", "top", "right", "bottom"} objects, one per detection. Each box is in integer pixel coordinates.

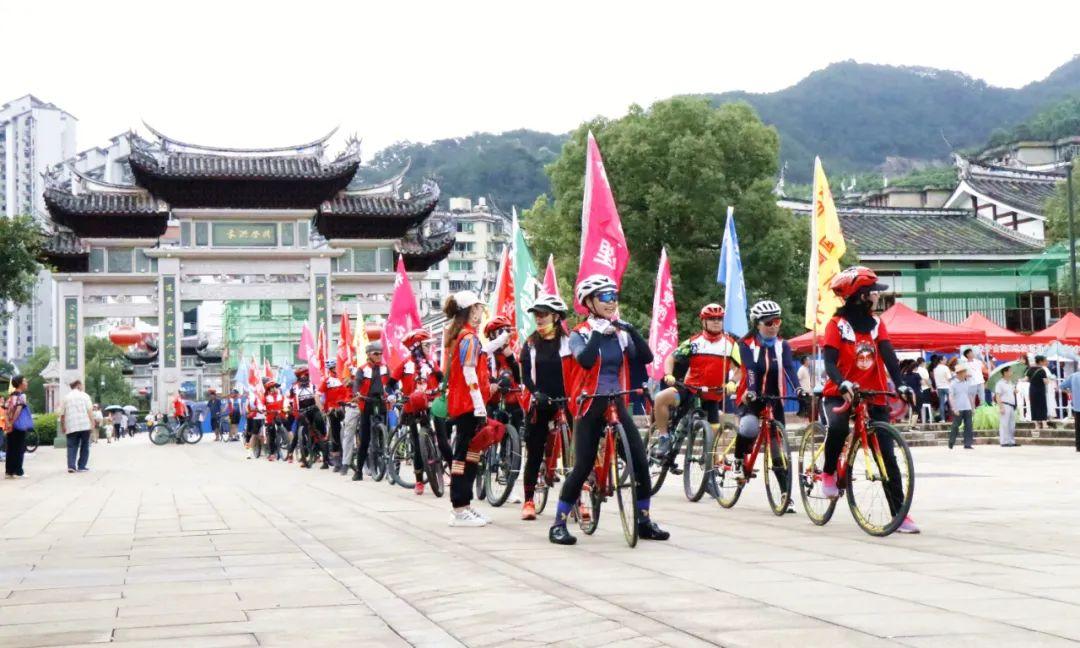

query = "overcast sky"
[{"left": 3, "top": 1, "right": 1077, "bottom": 158}]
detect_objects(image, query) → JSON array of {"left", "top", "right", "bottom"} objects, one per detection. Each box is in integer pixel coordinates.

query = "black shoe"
[
  {"left": 352, "top": 472, "right": 363, "bottom": 481},
  {"left": 548, "top": 525, "right": 577, "bottom": 545},
  {"left": 320, "top": 463, "right": 330, "bottom": 470},
  {"left": 638, "top": 520, "right": 670, "bottom": 541},
  {"left": 963, "top": 446, "right": 974, "bottom": 449},
  {"left": 651, "top": 435, "right": 673, "bottom": 459}
]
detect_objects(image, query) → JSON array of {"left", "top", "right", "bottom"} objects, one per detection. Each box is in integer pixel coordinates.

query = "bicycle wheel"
[
  {"left": 613, "top": 426, "right": 639, "bottom": 548},
  {"left": 683, "top": 415, "right": 713, "bottom": 502},
  {"left": 150, "top": 424, "right": 171, "bottom": 446},
  {"left": 420, "top": 431, "right": 445, "bottom": 497},
  {"left": 644, "top": 421, "right": 670, "bottom": 496},
  {"left": 485, "top": 424, "right": 522, "bottom": 507},
  {"left": 763, "top": 421, "right": 793, "bottom": 516},
  {"left": 369, "top": 424, "right": 387, "bottom": 482},
  {"left": 709, "top": 422, "right": 744, "bottom": 508},
  {"left": 23, "top": 429, "right": 39, "bottom": 453},
  {"left": 182, "top": 424, "right": 202, "bottom": 445},
  {"left": 388, "top": 431, "right": 416, "bottom": 489},
  {"left": 846, "top": 422, "right": 914, "bottom": 537},
  {"left": 251, "top": 432, "right": 263, "bottom": 459},
  {"left": 798, "top": 422, "right": 838, "bottom": 526},
  {"left": 578, "top": 472, "right": 600, "bottom": 535}
]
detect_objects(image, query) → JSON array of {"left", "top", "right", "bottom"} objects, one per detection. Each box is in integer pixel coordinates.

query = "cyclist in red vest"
[
  {"left": 483, "top": 315, "right": 524, "bottom": 430},
  {"left": 549, "top": 274, "right": 668, "bottom": 546},
  {"left": 324, "top": 360, "right": 352, "bottom": 473},
  {"left": 263, "top": 379, "right": 286, "bottom": 461},
  {"left": 443, "top": 290, "right": 493, "bottom": 527},
  {"left": 388, "top": 328, "right": 448, "bottom": 495},
  {"left": 352, "top": 342, "right": 388, "bottom": 481},
  {"left": 819, "top": 266, "right": 918, "bottom": 534}
]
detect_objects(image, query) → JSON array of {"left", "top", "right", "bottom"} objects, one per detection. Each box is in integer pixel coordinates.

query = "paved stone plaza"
[{"left": 1, "top": 439, "right": 1079, "bottom": 647}]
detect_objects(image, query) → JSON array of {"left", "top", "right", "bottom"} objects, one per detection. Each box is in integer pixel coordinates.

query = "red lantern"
[{"left": 108, "top": 326, "right": 142, "bottom": 347}]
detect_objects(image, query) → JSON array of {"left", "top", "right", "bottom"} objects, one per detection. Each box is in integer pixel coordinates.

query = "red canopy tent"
[
  {"left": 789, "top": 303, "right": 987, "bottom": 353},
  {"left": 1032, "top": 312, "right": 1080, "bottom": 345},
  {"left": 959, "top": 312, "right": 1055, "bottom": 361}
]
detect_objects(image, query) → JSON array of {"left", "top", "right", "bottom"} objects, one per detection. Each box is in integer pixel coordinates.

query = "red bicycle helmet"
[
  {"left": 830, "top": 266, "right": 889, "bottom": 300},
  {"left": 699, "top": 303, "right": 725, "bottom": 320},
  {"left": 294, "top": 366, "right": 309, "bottom": 377},
  {"left": 484, "top": 316, "right": 514, "bottom": 338},
  {"left": 408, "top": 390, "right": 430, "bottom": 412},
  {"left": 402, "top": 328, "right": 431, "bottom": 349}
]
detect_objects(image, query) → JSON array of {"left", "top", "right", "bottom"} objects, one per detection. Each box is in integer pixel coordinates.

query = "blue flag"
[{"left": 716, "top": 206, "right": 749, "bottom": 337}]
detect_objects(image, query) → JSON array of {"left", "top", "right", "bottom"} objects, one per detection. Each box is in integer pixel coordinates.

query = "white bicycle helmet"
[
  {"left": 749, "top": 300, "right": 782, "bottom": 323},
  {"left": 575, "top": 274, "right": 617, "bottom": 305},
  {"left": 529, "top": 293, "right": 569, "bottom": 316}
]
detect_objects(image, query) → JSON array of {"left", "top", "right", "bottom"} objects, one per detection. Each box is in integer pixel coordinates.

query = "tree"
[
  {"left": 523, "top": 97, "right": 811, "bottom": 339},
  {"left": 0, "top": 215, "right": 45, "bottom": 322},
  {"left": 1045, "top": 162, "right": 1080, "bottom": 243},
  {"left": 83, "top": 337, "right": 134, "bottom": 408},
  {"left": 20, "top": 347, "right": 52, "bottom": 412}
]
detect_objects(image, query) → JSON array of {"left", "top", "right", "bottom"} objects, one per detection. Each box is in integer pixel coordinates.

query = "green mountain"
[{"left": 361, "top": 55, "right": 1080, "bottom": 204}]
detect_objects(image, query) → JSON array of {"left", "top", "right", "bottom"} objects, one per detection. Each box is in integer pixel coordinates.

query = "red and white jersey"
[{"left": 676, "top": 331, "right": 741, "bottom": 401}]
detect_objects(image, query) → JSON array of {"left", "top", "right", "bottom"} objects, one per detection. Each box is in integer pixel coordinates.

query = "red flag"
[
  {"left": 493, "top": 246, "right": 516, "bottom": 327},
  {"left": 574, "top": 131, "right": 629, "bottom": 313},
  {"left": 336, "top": 312, "right": 354, "bottom": 380},
  {"left": 315, "top": 327, "right": 328, "bottom": 391},
  {"left": 298, "top": 321, "right": 315, "bottom": 363},
  {"left": 647, "top": 247, "right": 679, "bottom": 381},
  {"left": 248, "top": 356, "right": 264, "bottom": 404},
  {"left": 263, "top": 359, "right": 274, "bottom": 381},
  {"left": 384, "top": 256, "right": 422, "bottom": 371},
  {"left": 543, "top": 254, "right": 561, "bottom": 299}
]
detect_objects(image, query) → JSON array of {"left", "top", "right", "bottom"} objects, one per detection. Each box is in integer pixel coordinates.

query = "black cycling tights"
[
  {"left": 821, "top": 397, "right": 903, "bottom": 516},
  {"left": 449, "top": 414, "right": 481, "bottom": 508},
  {"left": 522, "top": 404, "right": 565, "bottom": 502},
  {"left": 558, "top": 400, "right": 651, "bottom": 507}
]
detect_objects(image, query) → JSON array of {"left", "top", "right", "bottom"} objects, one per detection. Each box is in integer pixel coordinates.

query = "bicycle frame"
[
  {"left": 542, "top": 402, "right": 570, "bottom": 481},
  {"left": 736, "top": 395, "right": 792, "bottom": 478},
  {"left": 809, "top": 391, "right": 894, "bottom": 489}
]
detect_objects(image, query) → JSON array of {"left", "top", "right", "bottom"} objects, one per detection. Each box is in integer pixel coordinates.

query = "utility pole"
[{"left": 1068, "top": 161, "right": 1077, "bottom": 314}]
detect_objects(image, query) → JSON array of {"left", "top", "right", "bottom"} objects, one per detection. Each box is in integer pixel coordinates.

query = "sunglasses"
[
  {"left": 370, "top": 352, "right": 383, "bottom": 356},
  {"left": 763, "top": 318, "right": 782, "bottom": 327},
  {"left": 596, "top": 291, "right": 619, "bottom": 304},
  {"left": 704, "top": 317, "right": 724, "bottom": 322}
]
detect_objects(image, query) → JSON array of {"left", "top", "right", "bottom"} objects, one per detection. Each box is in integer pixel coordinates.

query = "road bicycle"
[
  {"left": 532, "top": 396, "right": 572, "bottom": 515},
  {"left": 575, "top": 388, "right": 644, "bottom": 549},
  {"left": 645, "top": 382, "right": 727, "bottom": 501},
  {"left": 355, "top": 395, "right": 389, "bottom": 481},
  {"left": 478, "top": 385, "right": 523, "bottom": 507},
  {"left": 150, "top": 417, "right": 202, "bottom": 445},
  {"left": 262, "top": 410, "right": 290, "bottom": 461},
  {"left": 798, "top": 389, "right": 915, "bottom": 536},
  {"left": 708, "top": 394, "right": 794, "bottom": 516},
  {"left": 296, "top": 406, "right": 330, "bottom": 469}
]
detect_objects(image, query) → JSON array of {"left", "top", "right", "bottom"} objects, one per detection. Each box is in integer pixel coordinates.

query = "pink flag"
[
  {"left": 312, "top": 327, "right": 327, "bottom": 391},
  {"left": 647, "top": 247, "right": 678, "bottom": 381},
  {"left": 263, "top": 359, "right": 274, "bottom": 381},
  {"left": 298, "top": 322, "right": 315, "bottom": 363},
  {"left": 543, "top": 254, "right": 561, "bottom": 298},
  {"left": 574, "top": 131, "right": 629, "bottom": 313},
  {"left": 384, "top": 256, "right": 422, "bottom": 372}
]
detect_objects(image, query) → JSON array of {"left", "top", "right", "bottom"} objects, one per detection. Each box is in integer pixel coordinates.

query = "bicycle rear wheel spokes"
[
  {"left": 846, "top": 423, "right": 914, "bottom": 537},
  {"left": 389, "top": 431, "right": 416, "bottom": 489},
  {"left": 182, "top": 424, "right": 202, "bottom": 444},
  {"left": 614, "top": 426, "right": 639, "bottom": 548},
  {"left": 798, "top": 422, "right": 838, "bottom": 526},
  {"left": 644, "top": 421, "right": 668, "bottom": 496},
  {"left": 420, "top": 431, "right": 444, "bottom": 497},
  {"left": 369, "top": 424, "right": 387, "bottom": 482},
  {"left": 578, "top": 472, "right": 600, "bottom": 535},
  {"left": 485, "top": 425, "right": 522, "bottom": 507},
  {"left": 709, "top": 422, "right": 743, "bottom": 508},
  {"left": 763, "top": 422, "right": 793, "bottom": 516},
  {"left": 683, "top": 416, "right": 712, "bottom": 502},
  {"left": 150, "top": 424, "right": 171, "bottom": 446}
]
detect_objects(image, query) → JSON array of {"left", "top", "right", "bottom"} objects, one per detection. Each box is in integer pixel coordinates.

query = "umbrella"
[
  {"left": 122, "top": 405, "right": 138, "bottom": 413},
  {"left": 103, "top": 405, "right": 124, "bottom": 413},
  {"left": 987, "top": 360, "right": 1027, "bottom": 393}
]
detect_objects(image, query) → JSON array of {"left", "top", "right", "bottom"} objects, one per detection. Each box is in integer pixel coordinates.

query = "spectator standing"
[
  {"left": 963, "top": 348, "right": 987, "bottom": 405},
  {"left": 109, "top": 408, "right": 124, "bottom": 443},
  {"left": 915, "top": 357, "right": 932, "bottom": 422},
  {"left": 59, "top": 380, "right": 95, "bottom": 473},
  {"left": 995, "top": 365, "right": 1018, "bottom": 447},
  {"left": 4, "top": 375, "right": 33, "bottom": 479},
  {"left": 796, "top": 356, "right": 813, "bottom": 418},
  {"left": 932, "top": 355, "right": 952, "bottom": 422},
  {"left": 1061, "top": 368, "right": 1080, "bottom": 452},
  {"left": 127, "top": 410, "right": 137, "bottom": 437},
  {"left": 1028, "top": 355, "right": 1051, "bottom": 431},
  {"left": 91, "top": 404, "right": 104, "bottom": 444},
  {"left": 948, "top": 364, "right": 977, "bottom": 449}
]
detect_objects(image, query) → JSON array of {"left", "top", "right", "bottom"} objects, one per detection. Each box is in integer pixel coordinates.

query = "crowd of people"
[{"left": 155, "top": 264, "right": 924, "bottom": 542}]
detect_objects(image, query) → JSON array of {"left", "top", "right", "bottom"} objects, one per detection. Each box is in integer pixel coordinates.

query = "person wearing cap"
[
  {"left": 288, "top": 365, "right": 329, "bottom": 468},
  {"left": 388, "top": 328, "right": 446, "bottom": 493},
  {"left": 818, "top": 266, "right": 918, "bottom": 533},
  {"left": 550, "top": 275, "right": 667, "bottom": 545},
  {"left": 263, "top": 378, "right": 287, "bottom": 460},
  {"left": 442, "top": 290, "right": 493, "bottom": 526},
  {"left": 995, "top": 364, "right": 1019, "bottom": 447},
  {"left": 226, "top": 388, "right": 243, "bottom": 442},
  {"left": 948, "top": 363, "right": 978, "bottom": 449},
  {"left": 246, "top": 381, "right": 266, "bottom": 460},
  {"left": 205, "top": 388, "right": 223, "bottom": 442},
  {"left": 352, "top": 341, "right": 389, "bottom": 480},
  {"left": 323, "top": 360, "right": 352, "bottom": 473},
  {"left": 519, "top": 293, "right": 572, "bottom": 520},
  {"left": 483, "top": 315, "right": 524, "bottom": 432}
]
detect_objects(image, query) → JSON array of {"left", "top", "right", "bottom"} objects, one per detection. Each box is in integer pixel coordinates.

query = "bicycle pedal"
[{"left": 669, "top": 466, "right": 683, "bottom": 475}]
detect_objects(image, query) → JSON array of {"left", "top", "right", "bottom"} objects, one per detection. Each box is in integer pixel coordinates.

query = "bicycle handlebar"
[
  {"left": 831, "top": 389, "right": 898, "bottom": 414},
  {"left": 577, "top": 387, "right": 645, "bottom": 407}
]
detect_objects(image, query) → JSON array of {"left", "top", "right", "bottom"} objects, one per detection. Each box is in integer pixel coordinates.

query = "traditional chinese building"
[{"left": 40, "top": 126, "right": 453, "bottom": 409}]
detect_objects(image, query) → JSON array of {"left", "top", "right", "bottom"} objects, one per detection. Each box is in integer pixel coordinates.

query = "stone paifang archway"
[{"left": 41, "top": 127, "right": 454, "bottom": 411}]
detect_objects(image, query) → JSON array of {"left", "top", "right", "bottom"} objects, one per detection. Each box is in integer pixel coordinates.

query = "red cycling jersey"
[
  {"left": 821, "top": 315, "right": 891, "bottom": 405},
  {"left": 392, "top": 354, "right": 440, "bottom": 413}
]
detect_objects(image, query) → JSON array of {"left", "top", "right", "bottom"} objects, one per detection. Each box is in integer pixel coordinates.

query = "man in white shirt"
[
  {"left": 994, "top": 365, "right": 1018, "bottom": 447},
  {"left": 59, "top": 379, "right": 95, "bottom": 473},
  {"left": 963, "top": 348, "right": 987, "bottom": 405},
  {"left": 948, "top": 364, "right": 978, "bottom": 449},
  {"left": 932, "top": 357, "right": 952, "bottom": 423},
  {"left": 796, "top": 356, "right": 813, "bottom": 417}
]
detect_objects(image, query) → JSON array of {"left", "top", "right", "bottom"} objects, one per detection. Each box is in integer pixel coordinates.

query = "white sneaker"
[
  {"left": 468, "top": 506, "right": 492, "bottom": 524},
  {"left": 449, "top": 509, "right": 486, "bottom": 527}
]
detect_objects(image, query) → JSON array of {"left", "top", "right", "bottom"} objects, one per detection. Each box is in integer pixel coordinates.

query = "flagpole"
[{"left": 808, "top": 158, "right": 821, "bottom": 425}]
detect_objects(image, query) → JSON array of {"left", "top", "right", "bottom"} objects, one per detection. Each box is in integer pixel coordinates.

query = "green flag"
[{"left": 512, "top": 207, "right": 540, "bottom": 338}]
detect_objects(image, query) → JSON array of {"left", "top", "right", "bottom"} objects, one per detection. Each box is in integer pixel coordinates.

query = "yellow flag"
[
  {"left": 804, "top": 157, "right": 847, "bottom": 334},
  {"left": 352, "top": 304, "right": 368, "bottom": 367}
]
